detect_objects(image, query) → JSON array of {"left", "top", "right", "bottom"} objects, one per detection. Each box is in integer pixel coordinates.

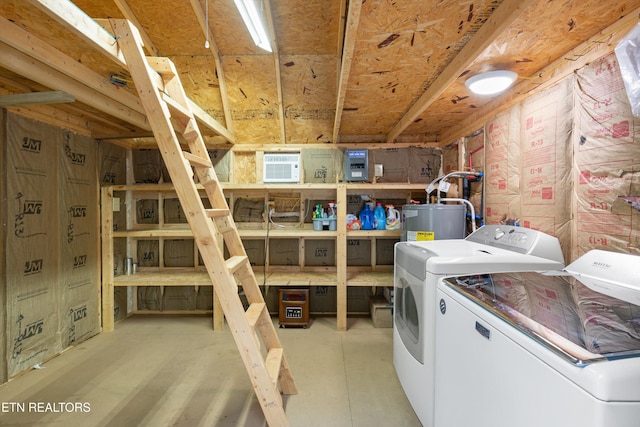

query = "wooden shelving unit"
[{"left": 101, "top": 181, "right": 427, "bottom": 331}]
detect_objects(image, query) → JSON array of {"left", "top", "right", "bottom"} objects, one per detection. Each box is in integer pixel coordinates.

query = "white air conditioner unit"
[{"left": 263, "top": 153, "right": 301, "bottom": 183}]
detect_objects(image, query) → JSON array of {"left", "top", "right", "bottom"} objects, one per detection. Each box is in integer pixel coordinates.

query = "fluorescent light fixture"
[
  {"left": 233, "top": 0, "right": 272, "bottom": 52},
  {"left": 465, "top": 70, "right": 518, "bottom": 95},
  {"left": 0, "top": 91, "right": 75, "bottom": 107}
]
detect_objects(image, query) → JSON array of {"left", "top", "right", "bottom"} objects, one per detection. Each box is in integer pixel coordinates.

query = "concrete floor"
[{"left": 0, "top": 315, "right": 421, "bottom": 426}]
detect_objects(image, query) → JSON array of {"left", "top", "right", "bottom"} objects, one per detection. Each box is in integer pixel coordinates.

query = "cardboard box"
[{"left": 370, "top": 296, "right": 393, "bottom": 328}]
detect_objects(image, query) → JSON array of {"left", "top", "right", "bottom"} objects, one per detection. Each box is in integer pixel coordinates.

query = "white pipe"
[
  {"left": 441, "top": 198, "right": 477, "bottom": 233},
  {"left": 436, "top": 171, "right": 475, "bottom": 204}
]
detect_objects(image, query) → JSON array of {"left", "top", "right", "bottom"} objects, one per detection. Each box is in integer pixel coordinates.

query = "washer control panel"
[{"left": 466, "top": 225, "right": 564, "bottom": 263}]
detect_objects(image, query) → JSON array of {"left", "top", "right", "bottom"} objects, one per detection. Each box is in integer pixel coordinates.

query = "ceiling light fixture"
[
  {"left": 465, "top": 70, "right": 518, "bottom": 96},
  {"left": 233, "top": 0, "right": 272, "bottom": 52}
]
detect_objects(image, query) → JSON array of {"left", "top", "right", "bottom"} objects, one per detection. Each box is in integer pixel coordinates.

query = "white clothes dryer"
[{"left": 393, "top": 225, "right": 565, "bottom": 426}]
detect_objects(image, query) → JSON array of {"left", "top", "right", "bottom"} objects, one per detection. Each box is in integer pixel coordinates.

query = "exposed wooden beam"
[
  {"left": 28, "top": 0, "right": 234, "bottom": 142},
  {"left": 261, "top": 0, "right": 286, "bottom": 144},
  {"left": 338, "top": 134, "right": 439, "bottom": 145},
  {"left": 8, "top": 103, "right": 135, "bottom": 137},
  {"left": 0, "top": 42, "right": 150, "bottom": 129},
  {"left": 0, "top": 16, "right": 148, "bottom": 128},
  {"left": 0, "top": 79, "right": 132, "bottom": 136},
  {"left": 26, "top": 0, "right": 126, "bottom": 63},
  {"left": 0, "top": 90, "right": 74, "bottom": 106},
  {"left": 113, "top": 0, "right": 159, "bottom": 56},
  {"left": 189, "top": 0, "right": 234, "bottom": 133},
  {"left": 188, "top": 99, "right": 235, "bottom": 142},
  {"left": 438, "top": 6, "right": 640, "bottom": 146},
  {"left": 332, "top": 0, "right": 362, "bottom": 144},
  {"left": 0, "top": 75, "right": 33, "bottom": 92},
  {"left": 230, "top": 142, "right": 441, "bottom": 152},
  {"left": 8, "top": 104, "right": 94, "bottom": 137},
  {"left": 386, "top": 0, "right": 537, "bottom": 143},
  {"left": 336, "top": 0, "right": 348, "bottom": 56}
]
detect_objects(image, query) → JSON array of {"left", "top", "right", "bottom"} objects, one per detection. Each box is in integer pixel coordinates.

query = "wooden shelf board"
[
  {"left": 347, "top": 271, "right": 393, "bottom": 287},
  {"left": 346, "top": 183, "right": 427, "bottom": 190},
  {"left": 113, "top": 229, "right": 193, "bottom": 238},
  {"left": 263, "top": 271, "right": 338, "bottom": 287},
  {"left": 113, "top": 269, "right": 345, "bottom": 287},
  {"left": 346, "top": 230, "right": 402, "bottom": 238},
  {"left": 113, "top": 228, "right": 340, "bottom": 238},
  {"left": 109, "top": 183, "right": 427, "bottom": 192},
  {"left": 114, "top": 270, "right": 210, "bottom": 286}
]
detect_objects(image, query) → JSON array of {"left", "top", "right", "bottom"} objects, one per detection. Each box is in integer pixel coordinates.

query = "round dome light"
[{"left": 465, "top": 70, "right": 518, "bottom": 95}]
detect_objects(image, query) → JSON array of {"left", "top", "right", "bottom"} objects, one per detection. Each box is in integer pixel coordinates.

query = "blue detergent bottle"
[
  {"left": 374, "top": 203, "right": 386, "bottom": 230},
  {"left": 359, "top": 204, "right": 374, "bottom": 230}
]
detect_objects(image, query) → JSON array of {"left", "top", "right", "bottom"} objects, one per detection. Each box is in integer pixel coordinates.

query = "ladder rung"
[
  {"left": 199, "top": 174, "right": 218, "bottom": 187},
  {"left": 265, "top": 348, "right": 284, "bottom": 385},
  {"left": 205, "top": 208, "right": 230, "bottom": 218},
  {"left": 161, "top": 92, "right": 191, "bottom": 120},
  {"left": 183, "top": 151, "right": 212, "bottom": 168},
  {"left": 225, "top": 255, "right": 249, "bottom": 274},
  {"left": 246, "top": 302, "right": 266, "bottom": 329}
]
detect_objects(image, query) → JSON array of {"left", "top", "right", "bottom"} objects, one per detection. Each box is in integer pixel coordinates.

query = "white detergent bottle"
[{"left": 386, "top": 204, "right": 400, "bottom": 230}]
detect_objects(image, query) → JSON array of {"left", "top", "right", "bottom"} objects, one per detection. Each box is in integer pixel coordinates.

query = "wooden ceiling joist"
[
  {"left": 0, "top": 15, "right": 149, "bottom": 129},
  {"left": 385, "top": 0, "right": 537, "bottom": 143},
  {"left": 5, "top": 0, "right": 635, "bottom": 146},
  {"left": 332, "top": 0, "right": 362, "bottom": 144},
  {"left": 0, "top": 90, "right": 74, "bottom": 106},
  {"left": 188, "top": 0, "right": 234, "bottom": 133},
  {"left": 0, "top": 42, "right": 150, "bottom": 129},
  {"left": 113, "top": 0, "right": 159, "bottom": 56},
  {"left": 263, "top": 0, "right": 286, "bottom": 144},
  {"left": 29, "top": 0, "right": 235, "bottom": 143},
  {"left": 26, "top": 0, "right": 127, "bottom": 64}
]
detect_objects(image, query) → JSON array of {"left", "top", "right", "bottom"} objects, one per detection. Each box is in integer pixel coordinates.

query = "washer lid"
[{"left": 562, "top": 250, "right": 640, "bottom": 305}]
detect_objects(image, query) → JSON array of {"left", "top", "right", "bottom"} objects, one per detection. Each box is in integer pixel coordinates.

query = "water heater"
[{"left": 401, "top": 204, "right": 467, "bottom": 241}]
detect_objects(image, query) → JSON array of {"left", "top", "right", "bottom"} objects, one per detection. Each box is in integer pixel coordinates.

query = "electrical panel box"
[{"left": 344, "top": 149, "right": 368, "bottom": 181}]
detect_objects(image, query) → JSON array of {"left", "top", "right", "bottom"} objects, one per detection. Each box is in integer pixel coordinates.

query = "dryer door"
[{"left": 394, "top": 245, "right": 426, "bottom": 364}]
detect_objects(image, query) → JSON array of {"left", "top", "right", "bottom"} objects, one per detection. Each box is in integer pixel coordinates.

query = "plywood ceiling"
[{"left": 0, "top": 0, "right": 638, "bottom": 147}]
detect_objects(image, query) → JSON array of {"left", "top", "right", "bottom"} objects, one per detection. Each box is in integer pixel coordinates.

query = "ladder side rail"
[
  {"left": 154, "top": 57, "right": 254, "bottom": 269},
  {"left": 112, "top": 19, "right": 289, "bottom": 426}
]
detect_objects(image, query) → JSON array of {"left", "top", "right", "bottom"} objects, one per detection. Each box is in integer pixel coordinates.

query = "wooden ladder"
[{"left": 112, "top": 20, "right": 297, "bottom": 426}]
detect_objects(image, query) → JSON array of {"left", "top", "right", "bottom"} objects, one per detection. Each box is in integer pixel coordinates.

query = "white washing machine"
[
  {"left": 434, "top": 249, "right": 640, "bottom": 427},
  {"left": 393, "top": 225, "right": 565, "bottom": 426}
]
